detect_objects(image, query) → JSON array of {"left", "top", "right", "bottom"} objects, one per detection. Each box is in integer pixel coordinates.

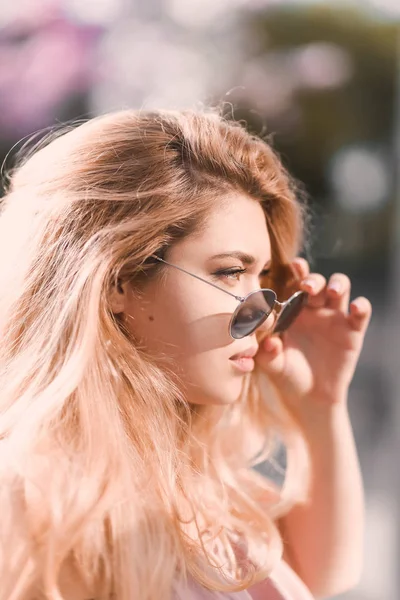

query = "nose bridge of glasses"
[
  {"left": 278, "top": 290, "right": 304, "bottom": 311},
  {"left": 273, "top": 293, "right": 300, "bottom": 316},
  {"left": 273, "top": 299, "right": 285, "bottom": 315}
]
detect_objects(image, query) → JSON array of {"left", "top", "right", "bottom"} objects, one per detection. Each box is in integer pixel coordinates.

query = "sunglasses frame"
[{"left": 151, "top": 255, "right": 307, "bottom": 339}]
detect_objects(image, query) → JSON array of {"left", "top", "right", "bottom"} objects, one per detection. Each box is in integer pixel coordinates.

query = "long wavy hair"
[{"left": 0, "top": 109, "right": 310, "bottom": 600}]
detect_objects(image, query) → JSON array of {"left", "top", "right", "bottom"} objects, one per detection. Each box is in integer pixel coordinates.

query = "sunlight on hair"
[{"left": 0, "top": 108, "right": 309, "bottom": 600}]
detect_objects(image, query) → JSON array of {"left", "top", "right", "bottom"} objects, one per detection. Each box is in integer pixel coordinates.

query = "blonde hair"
[{"left": 0, "top": 109, "right": 310, "bottom": 600}]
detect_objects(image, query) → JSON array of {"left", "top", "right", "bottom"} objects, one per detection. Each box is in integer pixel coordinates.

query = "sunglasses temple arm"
[{"left": 151, "top": 255, "right": 244, "bottom": 302}]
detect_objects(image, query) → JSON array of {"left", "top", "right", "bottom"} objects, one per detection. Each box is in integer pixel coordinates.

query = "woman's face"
[{"left": 114, "top": 194, "right": 272, "bottom": 405}]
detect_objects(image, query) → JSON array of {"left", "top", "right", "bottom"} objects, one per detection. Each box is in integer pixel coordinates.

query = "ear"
[{"left": 109, "top": 279, "right": 128, "bottom": 314}]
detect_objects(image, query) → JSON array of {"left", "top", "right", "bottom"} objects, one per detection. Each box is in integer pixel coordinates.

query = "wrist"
[
  {"left": 307, "top": 384, "right": 349, "bottom": 406},
  {"left": 297, "top": 400, "right": 352, "bottom": 444}
]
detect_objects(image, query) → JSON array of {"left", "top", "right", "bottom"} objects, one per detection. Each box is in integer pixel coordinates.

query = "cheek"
[
  {"left": 179, "top": 349, "right": 248, "bottom": 405},
  {"left": 126, "top": 284, "right": 235, "bottom": 356},
  {"left": 125, "top": 287, "right": 244, "bottom": 404}
]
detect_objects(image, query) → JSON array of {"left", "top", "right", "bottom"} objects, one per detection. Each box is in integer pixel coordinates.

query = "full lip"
[{"left": 229, "top": 346, "right": 258, "bottom": 361}]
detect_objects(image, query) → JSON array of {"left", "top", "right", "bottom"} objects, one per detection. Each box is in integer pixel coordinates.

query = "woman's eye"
[{"left": 213, "top": 268, "right": 246, "bottom": 281}]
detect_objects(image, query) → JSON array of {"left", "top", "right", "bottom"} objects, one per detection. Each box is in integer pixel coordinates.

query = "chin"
[
  {"left": 182, "top": 361, "right": 248, "bottom": 406},
  {"left": 189, "top": 379, "right": 245, "bottom": 406}
]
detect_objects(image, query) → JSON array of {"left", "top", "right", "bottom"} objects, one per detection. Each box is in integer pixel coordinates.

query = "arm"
[
  {"left": 278, "top": 401, "right": 364, "bottom": 599},
  {"left": 254, "top": 260, "right": 371, "bottom": 599}
]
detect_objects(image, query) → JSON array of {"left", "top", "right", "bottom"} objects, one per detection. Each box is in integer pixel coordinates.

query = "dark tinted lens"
[
  {"left": 273, "top": 292, "right": 308, "bottom": 334},
  {"left": 231, "top": 290, "right": 276, "bottom": 339}
]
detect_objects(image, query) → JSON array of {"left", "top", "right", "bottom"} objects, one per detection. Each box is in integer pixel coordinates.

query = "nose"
[
  {"left": 255, "top": 316, "right": 275, "bottom": 344},
  {"left": 257, "top": 311, "right": 277, "bottom": 334}
]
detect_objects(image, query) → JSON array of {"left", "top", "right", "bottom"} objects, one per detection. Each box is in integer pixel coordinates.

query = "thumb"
[{"left": 254, "top": 335, "right": 285, "bottom": 377}]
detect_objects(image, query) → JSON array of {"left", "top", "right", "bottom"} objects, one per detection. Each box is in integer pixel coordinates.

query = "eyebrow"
[{"left": 209, "top": 251, "right": 272, "bottom": 268}]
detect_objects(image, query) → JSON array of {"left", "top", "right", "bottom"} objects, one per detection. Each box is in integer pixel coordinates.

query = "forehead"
[{"left": 180, "top": 194, "right": 271, "bottom": 263}]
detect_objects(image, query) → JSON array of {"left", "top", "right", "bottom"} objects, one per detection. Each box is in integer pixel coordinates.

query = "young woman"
[{"left": 0, "top": 109, "right": 371, "bottom": 600}]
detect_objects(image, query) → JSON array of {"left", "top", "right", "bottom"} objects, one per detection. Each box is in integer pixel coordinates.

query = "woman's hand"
[{"left": 254, "top": 258, "right": 372, "bottom": 420}]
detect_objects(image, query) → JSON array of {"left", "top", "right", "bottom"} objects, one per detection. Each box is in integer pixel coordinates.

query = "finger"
[
  {"left": 348, "top": 297, "right": 372, "bottom": 332},
  {"left": 292, "top": 257, "right": 310, "bottom": 281},
  {"left": 255, "top": 335, "right": 285, "bottom": 377},
  {"left": 299, "top": 273, "right": 327, "bottom": 307},
  {"left": 325, "top": 273, "right": 351, "bottom": 313}
]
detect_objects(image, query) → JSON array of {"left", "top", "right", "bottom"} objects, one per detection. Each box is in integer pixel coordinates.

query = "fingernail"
[
  {"left": 328, "top": 281, "right": 341, "bottom": 293},
  {"left": 303, "top": 278, "right": 315, "bottom": 290},
  {"left": 351, "top": 299, "right": 363, "bottom": 312}
]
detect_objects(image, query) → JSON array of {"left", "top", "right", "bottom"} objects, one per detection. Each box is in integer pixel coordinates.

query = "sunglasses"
[{"left": 151, "top": 256, "right": 308, "bottom": 340}]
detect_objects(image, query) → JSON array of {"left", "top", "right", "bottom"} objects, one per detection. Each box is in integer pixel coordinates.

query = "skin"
[
  {"left": 110, "top": 192, "right": 372, "bottom": 598},
  {"left": 111, "top": 193, "right": 274, "bottom": 406}
]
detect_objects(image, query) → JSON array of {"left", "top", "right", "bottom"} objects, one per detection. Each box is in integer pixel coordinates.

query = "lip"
[
  {"left": 229, "top": 346, "right": 258, "bottom": 373},
  {"left": 230, "top": 357, "right": 255, "bottom": 373},
  {"left": 229, "top": 347, "right": 258, "bottom": 360}
]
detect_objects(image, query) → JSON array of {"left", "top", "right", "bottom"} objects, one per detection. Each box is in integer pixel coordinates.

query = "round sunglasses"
[{"left": 151, "top": 255, "right": 308, "bottom": 340}]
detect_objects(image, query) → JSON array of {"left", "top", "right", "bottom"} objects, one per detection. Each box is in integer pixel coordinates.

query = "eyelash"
[{"left": 212, "top": 267, "right": 271, "bottom": 281}]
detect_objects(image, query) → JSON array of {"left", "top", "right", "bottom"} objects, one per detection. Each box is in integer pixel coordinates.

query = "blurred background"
[{"left": 0, "top": 0, "right": 399, "bottom": 598}]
